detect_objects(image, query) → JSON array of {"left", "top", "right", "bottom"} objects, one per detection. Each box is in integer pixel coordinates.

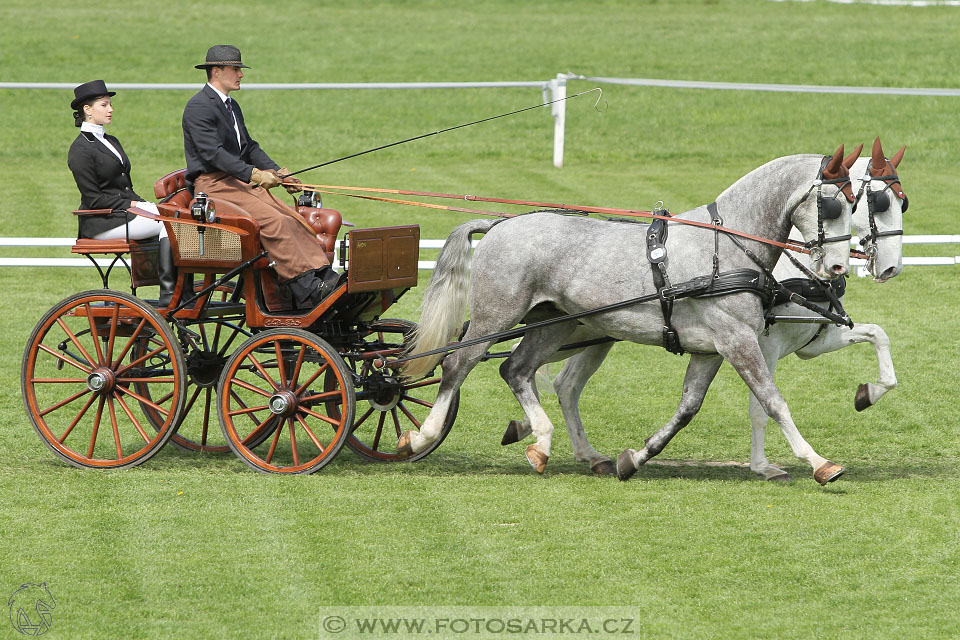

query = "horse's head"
[
  {"left": 851, "top": 137, "right": 906, "bottom": 282},
  {"left": 790, "top": 145, "right": 857, "bottom": 279}
]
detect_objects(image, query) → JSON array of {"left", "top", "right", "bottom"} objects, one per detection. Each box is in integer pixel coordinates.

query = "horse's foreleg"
[
  {"left": 724, "top": 335, "right": 843, "bottom": 484},
  {"left": 499, "top": 323, "right": 577, "bottom": 473},
  {"left": 798, "top": 323, "right": 897, "bottom": 411},
  {"left": 617, "top": 354, "right": 723, "bottom": 481}
]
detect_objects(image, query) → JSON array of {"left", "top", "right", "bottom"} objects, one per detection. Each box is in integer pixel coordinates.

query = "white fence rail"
[
  {"left": 1, "top": 237, "right": 957, "bottom": 274},
  {"left": 5, "top": 76, "right": 958, "bottom": 168}
]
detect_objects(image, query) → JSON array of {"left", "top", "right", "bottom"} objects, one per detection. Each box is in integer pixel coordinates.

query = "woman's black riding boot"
[{"left": 157, "top": 237, "right": 177, "bottom": 308}]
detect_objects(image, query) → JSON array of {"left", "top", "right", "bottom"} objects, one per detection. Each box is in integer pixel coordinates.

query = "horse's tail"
[{"left": 402, "top": 218, "right": 501, "bottom": 380}]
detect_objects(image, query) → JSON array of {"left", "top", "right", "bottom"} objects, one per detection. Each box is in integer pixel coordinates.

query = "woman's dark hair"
[{"left": 73, "top": 95, "right": 109, "bottom": 127}]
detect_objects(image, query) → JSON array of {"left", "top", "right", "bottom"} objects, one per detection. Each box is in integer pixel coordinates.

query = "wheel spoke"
[
  {"left": 241, "top": 415, "right": 277, "bottom": 445},
  {"left": 265, "top": 420, "right": 283, "bottom": 463},
  {"left": 39, "top": 388, "right": 91, "bottom": 417},
  {"left": 113, "top": 393, "right": 152, "bottom": 442},
  {"left": 401, "top": 394, "right": 434, "bottom": 409},
  {"left": 275, "top": 342, "right": 288, "bottom": 387},
  {"left": 116, "top": 343, "right": 170, "bottom": 377},
  {"left": 231, "top": 378, "right": 274, "bottom": 399},
  {"left": 55, "top": 317, "right": 97, "bottom": 369},
  {"left": 230, "top": 390, "right": 267, "bottom": 428},
  {"left": 248, "top": 353, "right": 280, "bottom": 391},
  {"left": 288, "top": 418, "right": 300, "bottom": 467},
  {"left": 353, "top": 406, "right": 375, "bottom": 430},
  {"left": 399, "top": 376, "right": 443, "bottom": 391},
  {"left": 300, "top": 405, "right": 345, "bottom": 427},
  {"left": 59, "top": 393, "right": 98, "bottom": 443},
  {"left": 37, "top": 344, "right": 93, "bottom": 374},
  {"left": 84, "top": 303, "right": 106, "bottom": 366},
  {"left": 229, "top": 403, "right": 270, "bottom": 417},
  {"left": 295, "top": 414, "right": 326, "bottom": 454},
  {"left": 294, "top": 361, "right": 329, "bottom": 395},
  {"left": 391, "top": 408, "right": 403, "bottom": 438},
  {"left": 289, "top": 344, "right": 306, "bottom": 389},
  {"left": 105, "top": 303, "right": 120, "bottom": 366},
  {"left": 87, "top": 396, "right": 106, "bottom": 458},
  {"left": 109, "top": 317, "right": 149, "bottom": 369},
  {"left": 372, "top": 411, "right": 386, "bottom": 451},
  {"left": 201, "top": 388, "right": 212, "bottom": 445},
  {"left": 107, "top": 397, "right": 123, "bottom": 459},
  {"left": 180, "top": 385, "right": 204, "bottom": 421},
  {"left": 397, "top": 401, "right": 423, "bottom": 429},
  {"left": 115, "top": 384, "right": 170, "bottom": 417},
  {"left": 301, "top": 389, "right": 345, "bottom": 403}
]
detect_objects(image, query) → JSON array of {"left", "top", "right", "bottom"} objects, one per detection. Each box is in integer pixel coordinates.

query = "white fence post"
[{"left": 550, "top": 74, "right": 567, "bottom": 168}]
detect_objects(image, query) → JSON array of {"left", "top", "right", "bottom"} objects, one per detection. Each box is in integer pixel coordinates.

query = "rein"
[{"left": 287, "top": 181, "right": 862, "bottom": 258}]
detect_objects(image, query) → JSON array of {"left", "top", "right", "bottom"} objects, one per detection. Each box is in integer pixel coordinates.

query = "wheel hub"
[
  {"left": 268, "top": 389, "right": 299, "bottom": 417},
  {"left": 186, "top": 349, "right": 227, "bottom": 388},
  {"left": 86, "top": 368, "right": 115, "bottom": 394},
  {"left": 365, "top": 375, "right": 402, "bottom": 411}
]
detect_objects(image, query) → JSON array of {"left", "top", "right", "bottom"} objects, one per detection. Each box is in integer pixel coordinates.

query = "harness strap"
[{"left": 645, "top": 209, "right": 683, "bottom": 355}]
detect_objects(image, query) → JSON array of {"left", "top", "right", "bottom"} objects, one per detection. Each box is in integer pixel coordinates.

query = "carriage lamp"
[
  {"left": 190, "top": 192, "right": 217, "bottom": 256},
  {"left": 298, "top": 189, "right": 322, "bottom": 209}
]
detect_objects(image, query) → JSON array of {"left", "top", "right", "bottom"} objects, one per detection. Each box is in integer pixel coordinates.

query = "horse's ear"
[
  {"left": 825, "top": 145, "right": 844, "bottom": 175},
  {"left": 843, "top": 143, "right": 863, "bottom": 169},
  {"left": 890, "top": 145, "right": 906, "bottom": 168},
  {"left": 870, "top": 137, "right": 888, "bottom": 177}
]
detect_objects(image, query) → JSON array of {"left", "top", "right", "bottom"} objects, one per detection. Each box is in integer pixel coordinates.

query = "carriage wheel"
[
  {"left": 218, "top": 329, "right": 354, "bottom": 474},
  {"left": 338, "top": 319, "right": 458, "bottom": 462},
  {"left": 21, "top": 290, "right": 186, "bottom": 469},
  {"left": 136, "top": 282, "right": 252, "bottom": 453}
]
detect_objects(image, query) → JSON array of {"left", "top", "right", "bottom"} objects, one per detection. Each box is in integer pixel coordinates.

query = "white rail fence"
[
  {"left": 5, "top": 76, "right": 959, "bottom": 168},
  {"left": 1, "top": 237, "right": 957, "bottom": 276}
]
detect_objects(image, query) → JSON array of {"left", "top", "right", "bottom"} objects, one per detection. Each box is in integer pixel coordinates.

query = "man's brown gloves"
[{"left": 278, "top": 167, "right": 303, "bottom": 194}]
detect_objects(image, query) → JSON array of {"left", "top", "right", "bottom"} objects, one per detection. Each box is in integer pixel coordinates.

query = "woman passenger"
[{"left": 67, "top": 80, "right": 174, "bottom": 306}]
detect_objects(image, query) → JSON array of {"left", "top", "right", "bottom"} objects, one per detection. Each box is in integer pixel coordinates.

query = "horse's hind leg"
[
  {"left": 502, "top": 342, "right": 616, "bottom": 475},
  {"left": 749, "top": 346, "right": 792, "bottom": 482},
  {"left": 797, "top": 323, "right": 897, "bottom": 411},
  {"left": 617, "top": 354, "right": 723, "bottom": 481},
  {"left": 499, "top": 322, "right": 577, "bottom": 473},
  {"left": 397, "top": 339, "right": 490, "bottom": 456}
]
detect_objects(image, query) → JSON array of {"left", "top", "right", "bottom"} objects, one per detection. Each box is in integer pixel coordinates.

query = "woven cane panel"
[{"left": 172, "top": 225, "right": 242, "bottom": 261}]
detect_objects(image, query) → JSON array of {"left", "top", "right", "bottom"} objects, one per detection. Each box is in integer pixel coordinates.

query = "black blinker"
[
  {"left": 820, "top": 196, "right": 843, "bottom": 220},
  {"left": 900, "top": 194, "right": 909, "bottom": 213},
  {"left": 868, "top": 190, "right": 890, "bottom": 213}
]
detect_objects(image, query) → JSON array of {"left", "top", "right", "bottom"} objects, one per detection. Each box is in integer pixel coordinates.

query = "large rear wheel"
[
  {"left": 218, "top": 329, "right": 354, "bottom": 474},
  {"left": 21, "top": 290, "right": 186, "bottom": 469}
]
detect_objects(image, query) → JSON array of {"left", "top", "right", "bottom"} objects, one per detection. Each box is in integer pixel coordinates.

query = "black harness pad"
[{"left": 773, "top": 277, "right": 846, "bottom": 306}]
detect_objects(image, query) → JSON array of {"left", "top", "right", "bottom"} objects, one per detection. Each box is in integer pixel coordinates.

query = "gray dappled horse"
[
  {"left": 399, "top": 149, "right": 855, "bottom": 484},
  {"left": 501, "top": 139, "right": 906, "bottom": 482}
]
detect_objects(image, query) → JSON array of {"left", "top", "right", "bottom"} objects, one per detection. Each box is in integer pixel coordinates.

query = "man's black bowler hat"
[
  {"left": 195, "top": 44, "right": 251, "bottom": 69},
  {"left": 71, "top": 80, "right": 116, "bottom": 111}
]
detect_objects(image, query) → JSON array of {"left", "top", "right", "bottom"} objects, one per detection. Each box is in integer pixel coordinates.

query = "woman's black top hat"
[
  {"left": 71, "top": 80, "right": 116, "bottom": 111},
  {"left": 195, "top": 44, "right": 251, "bottom": 69}
]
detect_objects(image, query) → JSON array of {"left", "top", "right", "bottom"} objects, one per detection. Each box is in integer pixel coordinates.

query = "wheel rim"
[
  {"left": 218, "top": 329, "right": 354, "bottom": 473},
  {"left": 22, "top": 291, "right": 186, "bottom": 469},
  {"left": 339, "top": 320, "right": 458, "bottom": 462}
]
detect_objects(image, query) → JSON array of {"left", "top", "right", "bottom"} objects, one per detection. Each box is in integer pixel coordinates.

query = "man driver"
[{"left": 182, "top": 44, "right": 339, "bottom": 308}]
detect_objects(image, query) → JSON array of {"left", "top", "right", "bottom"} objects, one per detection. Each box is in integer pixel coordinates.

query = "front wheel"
[{"left": 218, "top": 329, "right": 354, "bottom": 474}]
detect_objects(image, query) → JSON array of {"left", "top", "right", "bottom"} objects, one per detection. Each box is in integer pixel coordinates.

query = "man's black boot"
[{"left": 157, "top": 237, "right": 177, "bottom": 308}]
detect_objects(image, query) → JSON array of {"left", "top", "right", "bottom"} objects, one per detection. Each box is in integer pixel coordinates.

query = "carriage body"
[{"left": 21, "top": 170, "right": 456, "bottom": 474}]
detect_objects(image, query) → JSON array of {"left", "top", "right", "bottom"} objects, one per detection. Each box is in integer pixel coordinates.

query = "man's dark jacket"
[{"left": 182, "top": 84, "right": 279, "bottom": 183}]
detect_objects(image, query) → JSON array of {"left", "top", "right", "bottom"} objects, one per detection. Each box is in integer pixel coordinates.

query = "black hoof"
[
  {"left": 616, "top": 450, "right": 638, "bottom": 481},
  {"left": 590, "top": 460, "right": 616, "bottom": 476},
  {"left": 501, "top": 420, "right": 522, "bottom": 446},
  {"left": 854, "top": 383, "right": 872, "bottom": 412},
  {"left": 766, "top": 472, "right": 792, "bottom": 482}
]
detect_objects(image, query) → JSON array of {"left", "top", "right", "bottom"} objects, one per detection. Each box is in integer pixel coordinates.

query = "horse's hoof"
[
  {"left": 814, "top": 461, "right": 845, "bottom": 485},
  {"left": 854, "top": 383, "right": 872, "bottom": 412},
  {"left": 525, "top": 444, "right": 549, "bottom": 474},
  {"left": 765, "top": 471, "right": 792, "bottom": 482},
  {"left": 396, "top": 431, "right": 415, "bottom": 459},
  {"left": 501, "top": 420, "right": 522, "bottom": 446},
  {"left": 616, "top": 449, "right": 638, "bottom": 481},
  {"left": 590, "top": 460, "right": 616, "bottom": 476}
]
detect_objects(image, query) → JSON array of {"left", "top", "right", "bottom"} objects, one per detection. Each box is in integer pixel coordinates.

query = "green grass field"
[{"left": 1, "top": 1, "right": 959, "bottom": 638}]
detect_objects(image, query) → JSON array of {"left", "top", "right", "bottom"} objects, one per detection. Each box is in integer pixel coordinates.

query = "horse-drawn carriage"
[{"left": 21, "top": 170, "right": 456, "bottom": 474}]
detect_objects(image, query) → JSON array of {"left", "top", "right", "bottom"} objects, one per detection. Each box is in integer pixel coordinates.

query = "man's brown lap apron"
[{"left": 193, "top": 172, "right": 329, "bottom": 281}]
